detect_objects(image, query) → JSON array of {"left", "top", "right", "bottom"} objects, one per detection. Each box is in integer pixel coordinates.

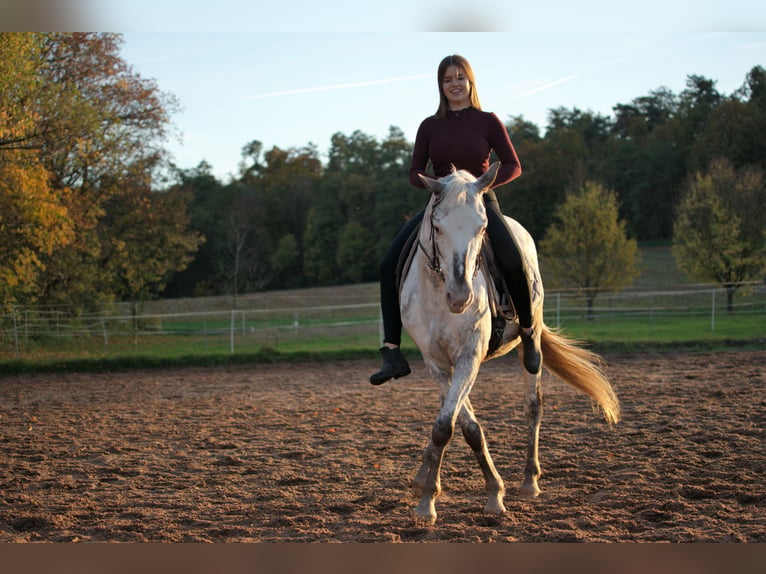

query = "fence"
[{"left": 2, "top": 283, "right": 765, "bottom": 361}]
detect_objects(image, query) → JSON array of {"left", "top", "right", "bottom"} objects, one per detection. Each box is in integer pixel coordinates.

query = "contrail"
[
  {"left": 509, "top": 73, "right": 580, "bottom": 101},
  {"left": 239, "top": 73, "right": 432, "bottom": 100}
]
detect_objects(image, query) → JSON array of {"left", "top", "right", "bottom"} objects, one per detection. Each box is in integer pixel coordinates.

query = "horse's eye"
[{"left": 433, "top": 225, "right": 442, "bottom": 235}]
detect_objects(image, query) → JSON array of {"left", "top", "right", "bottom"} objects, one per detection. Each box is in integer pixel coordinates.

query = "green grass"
[
  {"left": 549, "top": 312, "right": 764, "bottom": 348},
  {"left": 2, "top": 244, "right": 764, "bottom": 374}
]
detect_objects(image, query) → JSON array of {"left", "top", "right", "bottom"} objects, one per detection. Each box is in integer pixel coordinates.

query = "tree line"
[{"left": 1, "top": 32, "right": 764, "bottom": 312}]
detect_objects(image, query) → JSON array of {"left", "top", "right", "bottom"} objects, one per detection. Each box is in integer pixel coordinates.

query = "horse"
[{"left": 399, "top": 162, "right": 620, "bottom": 525}]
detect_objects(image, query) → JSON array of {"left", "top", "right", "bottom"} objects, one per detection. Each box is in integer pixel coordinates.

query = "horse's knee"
[
  {"left": 432, "top": 416, "right": 453, "bottom": 446},
  {"left": 461, "top": 421, "right": 483, "bottom": 452}
]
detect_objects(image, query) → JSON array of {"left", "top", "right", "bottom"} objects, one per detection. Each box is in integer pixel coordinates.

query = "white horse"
[{"left": 400, "top": 163, "right": 620, "bottom": 525}]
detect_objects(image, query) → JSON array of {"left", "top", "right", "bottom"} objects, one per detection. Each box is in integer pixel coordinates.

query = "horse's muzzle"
[{"left": 446, "top": 283, "right": 474, "bottom": 313}]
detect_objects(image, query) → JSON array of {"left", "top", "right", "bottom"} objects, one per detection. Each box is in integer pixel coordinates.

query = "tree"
[
  {"left": 0, "top": 34, "right": 75, "bottom": 307},
  {"left": 336, "top": 220, "right": 375, "bottom": 283},
  {"left": 611, "top": 87, "right": 678, "bottom": 142},
  {"left": 302, "top": 195, "right": 342, "bottom": 286},
  {"left": 163, "top": 161, "right": 234, "bottom": 297},
  {"left": 672, "top": 159, "right": 766, "bottom": 313},
  {"left": 100, "top": 171, "right": 201, "bottom": 303},
  {"left": 606, "top": 86, "right": 688, "bottom": 241},
  {"left": 679, "top": 75, "right": 722, "bottom": 140},
  {"left": 0, "top": 33, "right": 43, "bottom": 153},
  {"left": 0, "top": 33, "right": 183, "bottom": 307},
  {"left": 605, "top": 136, "right": 685, "bottom": 240},
  {"left": 0, "top": 153, "right": 73, "bottom": 307},
  {"left": 692, "top": 66, "right": 766, "bottom": 173},
  {"left": 271, "top": 234, "right": 301, "bottom": 288},
  {"left": 539, "top": 181, "right": 641, "bottom": 319}
]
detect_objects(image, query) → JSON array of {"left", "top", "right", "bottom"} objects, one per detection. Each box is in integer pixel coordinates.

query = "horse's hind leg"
[
  {"left": 519, "top": 367, "right": 543, "bottom": 498},
  {"left": 458, "top": 399, "right": 506, "bottom": 515}
]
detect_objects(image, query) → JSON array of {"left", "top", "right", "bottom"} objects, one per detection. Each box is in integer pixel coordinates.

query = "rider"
[{"left": 370, "top": 54, "right": 542, "bottom": 385}]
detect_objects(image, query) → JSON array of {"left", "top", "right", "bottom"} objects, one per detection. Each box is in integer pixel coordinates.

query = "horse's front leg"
[
  {"left": 411, "top": 367, "right": 451, "bottom": 525},
  {"left": 519, "top": 366, "right": 543, "bottom": 498},
  {"left": 412, "top": 356, "right": 480, "bottom": 525},
  {"left": 458, "top": 398, "right": 506, "bottom": 515}
]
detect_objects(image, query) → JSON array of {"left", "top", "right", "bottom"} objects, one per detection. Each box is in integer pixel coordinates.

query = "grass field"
[{"left": 2, "top": 244, "right": 764, "bottom": 372}]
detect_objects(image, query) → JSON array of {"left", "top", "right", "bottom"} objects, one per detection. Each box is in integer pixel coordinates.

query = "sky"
[{"left": 52, "top": 1, "right": 765, "bottom": 182}]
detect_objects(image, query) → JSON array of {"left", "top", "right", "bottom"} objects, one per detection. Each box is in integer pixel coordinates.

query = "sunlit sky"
[{"left": 94, "top": 2, "right": 766, "bottom": 181}]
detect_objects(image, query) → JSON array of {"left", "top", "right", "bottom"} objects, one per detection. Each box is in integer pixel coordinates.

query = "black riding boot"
[
  {"left": 370, "top": 346, "right": 411, "bottom": 385},
  {"left": 520, "top": 328, "right": 541, "bottom": 374}
]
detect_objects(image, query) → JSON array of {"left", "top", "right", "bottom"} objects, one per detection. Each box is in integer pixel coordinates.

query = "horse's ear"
[
  {"left": 476, "top": 162, "right": 500, "bottom": 193},
  {"left": 419, "top": 173, "right": 445, "bottom": 195}
]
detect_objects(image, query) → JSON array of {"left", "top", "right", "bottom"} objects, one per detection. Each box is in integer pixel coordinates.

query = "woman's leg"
[
  {"left": 485, "top": 207, "right": 541, "bottom": 373},
  {"left": 485, "top": 208, "right": 532, "bottom": 327},
  {"left": 370, "top": 211, "right": 424, "bottom": 385}
]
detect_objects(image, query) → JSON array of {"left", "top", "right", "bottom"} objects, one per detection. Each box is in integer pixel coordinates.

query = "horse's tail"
[{"left": 540, "top": 323, "right": 620, "bottom": 424}]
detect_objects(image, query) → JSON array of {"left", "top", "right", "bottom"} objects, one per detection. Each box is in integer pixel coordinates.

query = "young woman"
[{"left": 370, "top": 54, "right": 541, "bottom": 385}]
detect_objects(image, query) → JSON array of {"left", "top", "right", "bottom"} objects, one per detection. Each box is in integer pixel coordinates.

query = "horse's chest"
[{"left": 401, "top": 277, "right": 489, "bottom": 345}]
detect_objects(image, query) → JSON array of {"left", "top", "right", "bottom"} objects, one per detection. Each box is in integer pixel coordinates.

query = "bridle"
[
  {"left": 418, "top": 200, "right": 444, "bottom": 278},
  {"left": 417, "top": 191, "right": 484, "bottom": 282}
]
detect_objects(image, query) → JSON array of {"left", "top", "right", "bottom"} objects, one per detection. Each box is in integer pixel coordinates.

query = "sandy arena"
[{"left": 1, "top": 350, "right": 764, "bottom": 542}]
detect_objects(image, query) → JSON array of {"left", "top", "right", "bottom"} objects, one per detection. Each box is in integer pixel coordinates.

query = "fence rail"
[{"left": 2, "top": 284, "right": 765, "bottom": 361}]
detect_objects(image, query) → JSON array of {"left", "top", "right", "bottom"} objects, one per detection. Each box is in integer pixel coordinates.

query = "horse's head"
[{"left": 418, "top": 162, "right": 500, "bottom": 313}]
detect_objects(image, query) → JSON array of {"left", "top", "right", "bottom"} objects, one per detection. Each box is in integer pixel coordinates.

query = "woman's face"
[{"left": 441, "top": 65, "right": 471, "bottom": 110}]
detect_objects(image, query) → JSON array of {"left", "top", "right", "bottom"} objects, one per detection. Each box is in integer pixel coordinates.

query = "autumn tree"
[
  {"left": 0, "top": 33, "right": 186, "bottom": 309},
  {"left": 539, "top": 181, "right": 641, "bottom": 319},
  {"left": 672, "top": 158, "right": 766, "bottom": 313},
  {"left": 37, "top": 34, "right": 181, "bottom": 306},
  {"left": 0, "top": 33, "right": 73, "bottom": 307},
  {"left": 0, "top": 153, "right": 73, "bottom": 307}
]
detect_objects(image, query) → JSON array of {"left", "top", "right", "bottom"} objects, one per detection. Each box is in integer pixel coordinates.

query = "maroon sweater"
[{"left": 408, "top": 107, "right": 522, "bottom": 191}]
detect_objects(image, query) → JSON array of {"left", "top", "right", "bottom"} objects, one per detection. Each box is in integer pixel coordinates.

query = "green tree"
[
  {"left": 611, "top": 87, "right": 678, "bottom": 143},
  {"left": 539, "top": 181, "right": 641, "bottom": 319},
  {"left": 606, "top": 87, "right": 687, "bottom": 241},
  {"left": 164, "top": 161, "right": 234, "bottom": 297},
  {"left": 692, "top": 66, "right": 766, "bottom": 172},
  {"left": 679, "top": 75, "right": 722, "bottom": 147},
  {"left": 100, "top": 160, "right": 201, "bottom": 303},
  {"left": 336, "top": 220, "right": 375, "bottom": 283},
  {"left": 672, "top": 158, "right": 766, "bottom": 313},
  {"left": 302, "top": 191, "right": 342, "bottom": 286},
  {"left": 605, "top": 136, "right": 685, "bottom": 240},
  {"left": 271, "top": 234, "right": 301, "bottom": 288}
]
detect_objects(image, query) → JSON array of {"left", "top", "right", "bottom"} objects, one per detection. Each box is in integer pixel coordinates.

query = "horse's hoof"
[
  {"left": 413, "top": 511, "right": 437, "bottom": 527},
  {"left": 519, "top": 483, "right": 541, "bottom": 499},
  {"left": 414, "top": 500, "right": 437, "bottom": 526},
  {"left": 483, "top": 499, "right": 507, "bottom": 515}
]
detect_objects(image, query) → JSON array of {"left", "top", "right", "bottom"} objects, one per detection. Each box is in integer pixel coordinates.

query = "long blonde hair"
[{"left": 435, "top": 55, "right": 482, "bottom": 119}]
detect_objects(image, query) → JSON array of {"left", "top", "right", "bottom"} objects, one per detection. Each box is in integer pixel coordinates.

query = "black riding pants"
[{"left": 379, "top": 196, "right": 532, "bottom": 346}]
